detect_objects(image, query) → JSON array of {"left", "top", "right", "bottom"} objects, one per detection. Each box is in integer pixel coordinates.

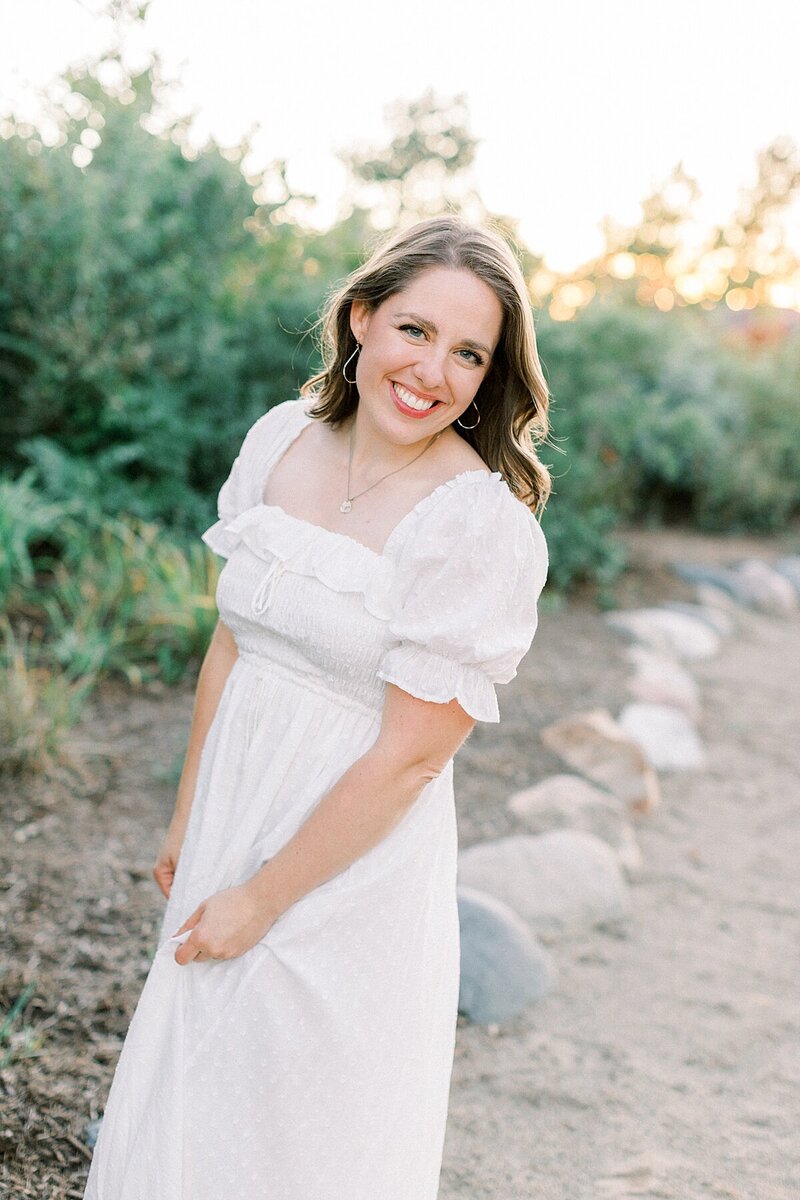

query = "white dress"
[{"left": 84, "top": 397, "right": 548, "bottom": 1200}]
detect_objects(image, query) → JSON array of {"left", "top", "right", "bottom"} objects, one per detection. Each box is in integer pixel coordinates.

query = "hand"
[
  {"left": 172, "top": 881, "right": 280, "bottom": 966},
  {"left": 153, "top": 817, "right": 188, "bottom": 899}
]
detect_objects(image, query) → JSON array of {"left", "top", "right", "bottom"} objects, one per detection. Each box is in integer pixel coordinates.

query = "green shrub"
[
  {"left": 0, "top": 78, "right": 335, "bottom": 532},
  {"left": 0, "top": 622, "right": 90, "bottom": 776},
  {"left": 2, "top": 68, "right": 797, "bottom": 603},
  {"left": 696, "top": 330, "right": 800, "bottom": 530},
  {"left": 38, "top": 515, "right": 219, "bottom": 686},
  {"left": 0, "top": 472, "right": 73, "bottom": 612},
  {"left": 535, "top": 300, "right": 800, "bottom": 589}
]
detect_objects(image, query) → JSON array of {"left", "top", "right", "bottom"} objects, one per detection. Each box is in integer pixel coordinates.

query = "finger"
[
  {"left": 153, "top": 867, "right": 172, "bottom": 899},
  {"left": 174, "top": 904, "right": 204, "bottom": 936},
  {"left": 174, "top": 937, "right": 203, "bottom": 966}
]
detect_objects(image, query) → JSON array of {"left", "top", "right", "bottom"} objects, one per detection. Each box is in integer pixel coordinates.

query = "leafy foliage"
[
  {"left": 0, "top": 66, "right": 351, "bottom": 531},
  {"left": 0, "top": 622, "right": 90, "bottom": 776},
  {"left": 537, "top": 298, "right": 800, "bottom": 589},
  {"left": 0, "top": 51, "right": 797, "bottom": 726},
  {"left": 340, "top": 90, "right": 481, "bottom": 223}
]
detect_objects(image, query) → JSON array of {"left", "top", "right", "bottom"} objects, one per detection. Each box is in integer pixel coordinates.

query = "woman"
[{"left": 84, "top": 215, "right": 551, "bottom": 1200}]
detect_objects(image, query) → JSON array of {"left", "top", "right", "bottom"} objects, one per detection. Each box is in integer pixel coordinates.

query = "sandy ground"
[
  {"left": 1, "top": 530, "right": 798, "bottom": 1198},
  {"left": 443, "top": 590, "right": 800, "bottom": 1200}
]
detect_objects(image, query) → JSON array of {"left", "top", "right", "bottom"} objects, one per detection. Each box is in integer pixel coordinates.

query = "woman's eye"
[
  {"left": 458, "top": 348, "right": 484, "bottom": 366},
  {"left": 399, "top": 324, "right": 425, "bottom": 339}
]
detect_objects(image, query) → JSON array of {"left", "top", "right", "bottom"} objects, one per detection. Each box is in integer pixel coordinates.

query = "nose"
[{"left": 412, "top": 344, "right": 447, "bottom": 392}]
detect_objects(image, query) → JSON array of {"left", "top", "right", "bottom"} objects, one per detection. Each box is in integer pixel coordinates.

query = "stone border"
[{"left": 456, "top": 554, "right": 800, "bottom": 1027}]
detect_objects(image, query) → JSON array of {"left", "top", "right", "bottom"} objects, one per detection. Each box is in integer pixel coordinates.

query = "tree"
[
  {"left": 0, "top": 47, "right": 328, "bottom": 528},
  {"left": 536, "top": 141, "right": 800, "bottom": 321},
  {"left": 339, "top": 90, "right": 483, "bottom": 226}
]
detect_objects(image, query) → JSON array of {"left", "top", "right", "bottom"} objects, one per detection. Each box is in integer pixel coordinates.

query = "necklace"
[{"left": 340, "top": 419, "right": 444, "bottom": 513}]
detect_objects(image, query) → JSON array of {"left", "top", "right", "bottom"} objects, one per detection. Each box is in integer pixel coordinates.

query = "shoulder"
[
  {"left": 391, "top": 470, "right": 548, "bottom": 597},
  {"left": 232, "top": 398, "right": 312, "bottom": 478},
  {"left": 421, "top": 470, "right": 544, "bottom": 542},
  {"left": 240, "top": 397, "right": 310, "bottom": 452},
  {"left": 214, "top": 398, "right": 311, "bottom": 520}
]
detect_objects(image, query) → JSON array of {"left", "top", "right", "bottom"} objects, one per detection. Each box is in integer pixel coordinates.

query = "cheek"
[
  {"left": 364, "top": 332, "right": 407, "bottom": 371},
  {"left": 456, "top": 368, "right": 486, "bottom": 400}
]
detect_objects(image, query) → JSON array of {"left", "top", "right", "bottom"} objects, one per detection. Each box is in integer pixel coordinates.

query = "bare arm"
[
  {"left": 153, "top": 619, "right": 239, "bottom": 898},
  {"left": 173, "top": 684, "right": 476, "bottom": 962},
  {"left": 251, "top": 684, "right": 475, "bottom": 915}
]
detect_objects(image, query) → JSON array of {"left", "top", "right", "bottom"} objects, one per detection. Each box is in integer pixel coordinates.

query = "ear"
[{"left": 349, "top": 300, "right": 371, "bottom": 346}]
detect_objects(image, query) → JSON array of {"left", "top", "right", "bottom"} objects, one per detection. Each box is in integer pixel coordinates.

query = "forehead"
[{"left": 384, "top": 267, "right": 503, "bottom": 344}]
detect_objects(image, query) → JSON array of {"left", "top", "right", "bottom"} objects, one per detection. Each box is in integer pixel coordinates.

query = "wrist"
[{"left": 246, "top": 859, "right": 290, "bottom": 922}]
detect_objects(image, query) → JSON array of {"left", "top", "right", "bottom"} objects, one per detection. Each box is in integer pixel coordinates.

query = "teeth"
[{"left": 394, "top": 383, "right": 436, "bottom": 411}]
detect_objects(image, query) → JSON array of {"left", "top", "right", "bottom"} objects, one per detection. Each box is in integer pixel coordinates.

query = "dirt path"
[
  {"left": 2, "top": 533, "right": 798, "bottom": 1198},
  {"left": 442, "top": 588, "right": 800, "bottom": 1199}
]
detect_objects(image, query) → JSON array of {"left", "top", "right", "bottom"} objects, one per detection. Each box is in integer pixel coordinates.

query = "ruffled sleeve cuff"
[
  {"left": 201, "top": 518, "right": 239, "bottom": 559},
  {"left": 377, "top": 644, "right": 500, "bottom": 723}
]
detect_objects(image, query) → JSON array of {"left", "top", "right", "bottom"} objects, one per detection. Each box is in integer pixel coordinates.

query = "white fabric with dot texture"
[{"left": 84, "top": 398, "right": 547, "bottom": 1200}]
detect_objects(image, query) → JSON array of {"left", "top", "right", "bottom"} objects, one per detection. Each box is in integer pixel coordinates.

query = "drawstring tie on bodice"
[{"left": 251, "top": 558, "right": 287, "bottom": 617}]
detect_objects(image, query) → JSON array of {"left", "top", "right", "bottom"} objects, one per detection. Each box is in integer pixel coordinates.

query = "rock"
[
  {"left": 541, "top": 708, "right": 660, "bottom": 813},
  {"left": 618, "top": 702, "right": 706, "bottom": 771},
  {"left": 732, "top": 559, "right": 798, "bottom": 616},
  {"left": 674, "top": 561, "right": 741, "bottom": 598},
  {"left": 458, "top": 830, "right": 630, "bottom": 938},
  {"left": 694, "top": 583, "right": 743, "bottom": 621},
  {"left": 615, "top": 823, "right": 646, "bottom": 880},
  {"left": 625, "top": 645, "right": 702, "bottom": 722},
  {"left": 774, "top": 555, "right": 800, "bottom": 596},
  {"left": 662, "top": 601, "right": 735, "bottom": 639},
  {"left": 606, "top": 608, "right": 720, "bottom": 661},
  {"left": 85, "top": 1117, "right": 103, "bottom": 1148},
  {"left": 457, "top": 887, "right": 556, "bottom": 1024},
  {"left": 507, "top": 774, "right": 643, "bottom": 878}
]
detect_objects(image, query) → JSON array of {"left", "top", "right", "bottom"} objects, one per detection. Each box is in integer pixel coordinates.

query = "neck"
[{"left": 346, "top": 406, "right": 440, "bottom": 478}]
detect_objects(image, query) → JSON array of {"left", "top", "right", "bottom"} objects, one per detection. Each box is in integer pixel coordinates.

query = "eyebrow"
[{"left": 393, "top": 311, "right": 493, "bottom": 358}]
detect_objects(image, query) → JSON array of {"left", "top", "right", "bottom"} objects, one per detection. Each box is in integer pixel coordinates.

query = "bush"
[
  {"left": 697, "top": 330, "right": 800, "bottom": 530},
  {"left": 535, "top": 300, "right": 800, "bottom": 589},
  {"left": 0, "top": 472, "right": 74, "bottom": 612},
  {"left": 30, "top": 514, "right": 219, "bottom": 686},
  {"left": 0, "top": 623, "right": 90, "bottom": 776},
  {"left": 2, "top": 70, "right": 797, "bottom": 603},
  {"left": 0, "top": 73, "right": 341, "bottom": 532}
]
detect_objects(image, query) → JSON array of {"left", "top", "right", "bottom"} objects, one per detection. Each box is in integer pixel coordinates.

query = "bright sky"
[{"left": 2, "top": 0, "right": 798, "bottom": 273}]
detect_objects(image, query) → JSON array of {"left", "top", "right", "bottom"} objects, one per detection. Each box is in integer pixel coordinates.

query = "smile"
[{"left": 391, "top": 381, "right": 441, "bottom": 415}]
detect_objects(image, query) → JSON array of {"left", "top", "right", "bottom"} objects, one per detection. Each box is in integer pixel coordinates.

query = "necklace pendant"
[{"left": 340, "top": 499, "right": 352, "bottom": 513}]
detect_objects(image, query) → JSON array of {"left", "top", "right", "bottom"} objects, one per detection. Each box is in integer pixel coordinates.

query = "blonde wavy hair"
[{"left": 301, "top": 215, "right": 551, "bottom": 514}]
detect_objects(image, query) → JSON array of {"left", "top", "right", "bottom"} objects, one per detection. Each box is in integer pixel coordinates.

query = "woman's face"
[{"left": 349, "top": 266, "right": 503, "bottom": 444}]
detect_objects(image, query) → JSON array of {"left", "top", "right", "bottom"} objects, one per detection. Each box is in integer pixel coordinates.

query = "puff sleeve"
[
  {"left": 377, "top": 476, "right": 548, "bottom": 722},
  {"left": 201, "top": 400, "right": 305, "bottom": 558}
]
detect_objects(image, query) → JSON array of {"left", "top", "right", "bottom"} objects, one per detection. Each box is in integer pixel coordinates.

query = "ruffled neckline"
[
  {"left": 203, "top": 471, "right": 508, "bottom": 622},
  {"left": 207, "top": 503, "right": 393, "bottom": 618},
  {"left": 259, "top": 400, "right": 507, "bottom": 561},
  {"left": 260, "top": 467, "right": 504, "bottom": 562}
]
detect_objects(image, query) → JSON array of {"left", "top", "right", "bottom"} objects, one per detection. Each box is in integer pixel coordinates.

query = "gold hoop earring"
[
  {"left": 456, "top": 400, "right": 480, "bottom": 430},
  {"left": 342, "top": 343, "right": 360, "bottom": 385}
]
